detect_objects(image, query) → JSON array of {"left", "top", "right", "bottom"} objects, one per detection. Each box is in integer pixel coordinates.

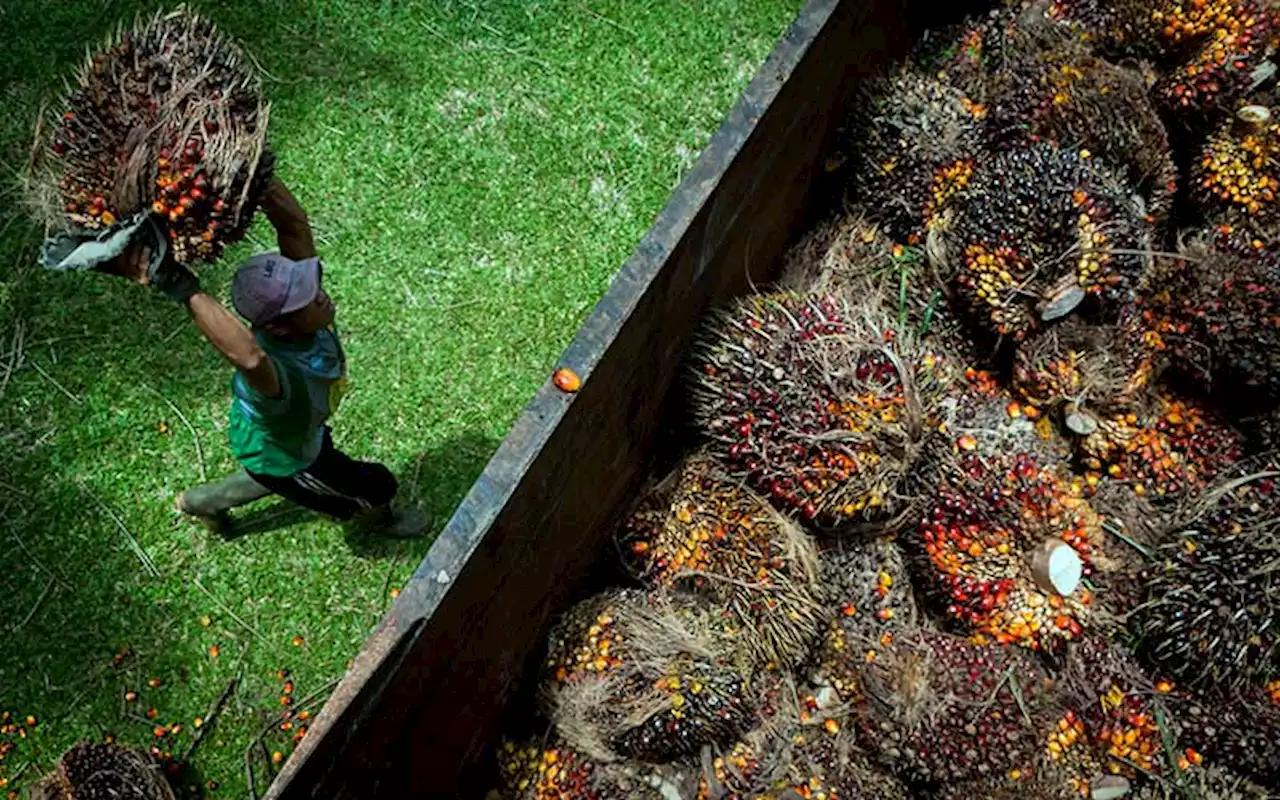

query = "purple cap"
[{"left": 230, "top": 254, "right": 321, "bottom": 327}]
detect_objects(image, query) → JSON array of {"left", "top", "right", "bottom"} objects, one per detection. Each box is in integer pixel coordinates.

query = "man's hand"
[{"left": 112, "top": 244, "right": 200, "bottom": 304}]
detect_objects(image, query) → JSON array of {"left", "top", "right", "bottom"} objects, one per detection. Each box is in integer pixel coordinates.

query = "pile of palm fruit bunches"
[
  {"left": 493, "top": 2, "right": 1280, "bottom": 798},
  {"left": 27, "top": 6, "right": 273, "bottom": 267}
]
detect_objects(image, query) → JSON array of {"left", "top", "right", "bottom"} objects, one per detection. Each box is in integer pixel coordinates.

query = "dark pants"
[{"left": 249, "top": 428, "right": 397, "bottom": 521}]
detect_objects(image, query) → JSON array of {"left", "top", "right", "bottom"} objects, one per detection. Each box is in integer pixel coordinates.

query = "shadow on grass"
[{"left": 344, "top": 430, "right": 501, "bottom": 559}]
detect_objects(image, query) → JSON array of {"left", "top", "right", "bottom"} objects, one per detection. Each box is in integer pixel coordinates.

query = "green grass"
[{"left": 0, "top": 0, "right": 801, "bottom": 795}]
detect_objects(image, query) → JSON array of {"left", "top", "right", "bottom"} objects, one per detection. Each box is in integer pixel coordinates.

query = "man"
[{"left": 118, "top": 177, "right": 427, "bottom": 537}]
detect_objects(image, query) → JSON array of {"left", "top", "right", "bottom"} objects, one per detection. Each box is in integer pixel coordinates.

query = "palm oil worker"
[{"left": 116, "top": 177, "right": 427, "bottom": 537}]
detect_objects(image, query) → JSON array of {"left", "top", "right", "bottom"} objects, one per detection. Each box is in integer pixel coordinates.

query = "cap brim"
[{"left": 278, "top": 256, "right": 321, "bottom": 316}]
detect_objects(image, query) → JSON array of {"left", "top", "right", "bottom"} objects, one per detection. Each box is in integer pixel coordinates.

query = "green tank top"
[{"left": 227, "top": 327, "right": 348, "bottom": 476}]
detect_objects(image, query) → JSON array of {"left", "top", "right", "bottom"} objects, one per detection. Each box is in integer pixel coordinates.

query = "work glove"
[{"left": 153, "top": 259, "right": 201, "bottom": 304}]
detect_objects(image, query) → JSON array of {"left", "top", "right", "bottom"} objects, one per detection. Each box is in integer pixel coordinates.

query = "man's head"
[{"left": 230, "top": 253, "right": 335, "bottom": 339}]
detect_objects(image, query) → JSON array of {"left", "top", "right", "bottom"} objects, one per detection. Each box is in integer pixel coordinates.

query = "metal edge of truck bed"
[{"left": 266, "top": 0, "right": 916, "bottom": 796}]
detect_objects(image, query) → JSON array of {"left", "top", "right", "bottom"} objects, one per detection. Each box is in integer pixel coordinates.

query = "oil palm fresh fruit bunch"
[
  {"left": 617, "top": 457, "right": 822, "bottom": 670},
  {"left": 1043, "top": 0, "right": 1274, "bottom": 114},
  {"left": 1129, "top": 472, "right": 1280, "bottom": 693},
  {"left": 837, "top": 627, "right": 1063, "bottom": 784},
  {"left": 28, "top": 6, "right": 272, "bottom": 265},
  {"left": 1134, "top": 765, "right": 1272, "bottom": 800},
  {"left": 1192, "top": 104, "right": 1280, "bottom": 237},
  {"left": 852, "top": 67, "right": 988, "bottom": 241},
  {"left": 937, "top": 366, "right": 1073, "bottom": 465},
  {"left": 928, "top": 141, "right": 1153, "bottom": 342},
  {"left": 1013, "top": 313, "right": 1163, "bottom": 441},
  {"left": 1144, "top": 238, "right": 1280, "bottom": 405},
  {"left": 693, "top": 673, "right": 910, "bottom": 800},
  {"left": 538, "top": 589, "right": 752, "bottom": 764},
  {"left": 911, "top": 443, "right": 1116, "bottom": 650},
  {"left": 688, "top": 290, "right": 953, "bottom": 533},
  {"left": 496, "top": 738, "right": 687, "bottom": 800},
  {"left": 816, "top": 536, "right": 919, "bottom": 639},
  {"left": 29, "top": 743, "right": 174, "bottom": 800},
  {"left": 986, "top": 24, "right": 1177, "bottom": 223},
  {"left": 1073, "top": 389, "right": 1244, "bottom": 501}
]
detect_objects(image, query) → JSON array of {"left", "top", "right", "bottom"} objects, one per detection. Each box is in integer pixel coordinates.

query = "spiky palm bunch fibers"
[
  {"left": 688, "top": 290, "right": 953, "bottom": 532},
  {"left": 29, "top": 7, "right": 271, "bottom": 265},
  {"left": 1044, "top": 0, "right": 1274, "bottom": 113},
  {"left": 851, "top": 67, "right": 987, "bottom": 241},
  {"left": 1012, "top": 313, "right": 1161, "bottom": 436},
  {"left": 1130, "top": 473, "right": 1280, "bottom": 693},
  {"left": 693, "top": 674, "right": 910, "bottom": 800},
  {"left": 930, "top": 141, "right": 1152, "bottom": 341},
  {"left": 1144, "top": 239, "right": 1280, "bottom": 404},
  {"left": 539, "top": 590, "right": 752, "bottom": 764},
  {"left": 1135, "top": 766, "right": 1272, "bottom": 800},
  {"left": 30, "top": 743, "right": 174, "bottom": 800},
  {"left": 833, "top": 628, "right": 1063, "bottom": 784},
  {"left": 617, "top": 458, "right": 822, "bottom": 669}
]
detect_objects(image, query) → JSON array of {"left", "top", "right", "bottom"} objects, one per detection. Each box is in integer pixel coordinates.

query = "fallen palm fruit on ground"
[{"left": 27, "top": 6, "right": 272, "bottom": 266}]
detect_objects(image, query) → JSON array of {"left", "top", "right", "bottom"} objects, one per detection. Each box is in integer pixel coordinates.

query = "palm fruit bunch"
[
  {"left": 1129, "top": 472, "right": 1280, "bottom": 693},
  {"left": 1072, "top": 389, "right": 1244, "bottom": 501},
  {"left": 29, "top": 742, "right": 174, "bottom": 800},
  {"left": 693, "top": 673, "right": 911, "bottom": 800},
  {"left": 1043, "top": 0, "right": 1275, "bottom": 113},
  {"left": 538, "top": 589, "right": 752, "bottom": 764},
  {"left": 839, "top": 628, "right": 1063, "bottom": 785},
  {"left": 688, "top": 290, "right": 953, "bottom": 532},
  {"left": 1143, "top": 239, "right": 1280, "bottom": 405},
  {"left": 29, "top": 7, "right": 272, "bottom": 265},
  {"left": 937, "top": 364, "right": 1073, "bottom": 463},
  {"left": 851, "top": 66, "right": 987, "bottom": 241},
  {"left": 984, "top": 17, "right": 1178, "bottom": 222},
  {"left": 1169, "top": 690, "right": 1280, "bottom": 787},
  {"left": 929, "top": 141, "right": 1153, "bottom": 341},
  {"left": 1012, "top": 313, "right": 1162, "bottom": 442},
  {"left": 617, "top": 458, "right": 822, "bottom": 669},
  {"left": 1134, "top": 765, "right": 1272, "bottom": 800},
  {"left": 496, "top": 740, "right": 659, "bottom": 800},
  {"left": 914, "top": 448, "right": 1116, "bottom": 649},
  {"left": 1192, "top": 104, "right": 1280, "bottom": 235}
]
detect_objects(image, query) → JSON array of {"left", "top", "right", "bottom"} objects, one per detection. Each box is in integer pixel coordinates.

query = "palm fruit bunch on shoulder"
[
  {"left": 1141, "top": 239, "right": 1280, "bottom": 406},
  {"left": 496, "top": 738, "right": 682, "bottom": 800},
  {"left": 984, "top": 23, "right": 1178, "bottom": 223},
  {"left": 1191, "top": 103, "right": 1280, "bottom": 238},
  {"left": 840, "top": 627, "right": 1064, "bottom": 785},
  {"left": 1134, "top": 765, "right": 1273, "bottom": 800},
  {"left": 617, "top": 457, "right": 822, "bottom": 669},
  {"left": 30, "top": 7, "right": 272, "bottom": 265},
  {"left": 538, "top": 589, "right": 752, "bottom": 764},
  {"left": 1013, "top": 312, "right": 1164, "bottom": 446},
  {"left": 928, "top": 141, "right": 1153, "bottom": 342},
  {"left": 912, "top": 446, "right": 1119, "bottom": 650},
  {"left": 1072, "top": 388, "right": 1244, "bottom": 502},
  {"left": 851, "top": 65, "right": 988, "bottom": 241},
  {"left": 30, "top": 742, "right": 174, "bottom": 800},
  {"left": 1043, "top": 0, "right": 1275, "bottom": 114},
  {"left": 1129, "top": 472, "right": 1280, "bottom": 695},
  {"left": 687, "top": 290, "right": 955, "bottom": 533}
]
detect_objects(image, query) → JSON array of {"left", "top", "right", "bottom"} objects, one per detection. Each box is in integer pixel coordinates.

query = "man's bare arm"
[
  {"left": 116, "top": 245, "right": 281, "bottom": 398},
  {"left": 259, "top": 177, "right": 316, "bottom": 261}
]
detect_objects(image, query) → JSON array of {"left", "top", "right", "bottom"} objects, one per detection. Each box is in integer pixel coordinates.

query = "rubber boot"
[
  {"left": 177, "top": 471, "right": 272, "bottom": 533},
  {"left": 351, "top": 505, "right": 431, "bottom": 539}
]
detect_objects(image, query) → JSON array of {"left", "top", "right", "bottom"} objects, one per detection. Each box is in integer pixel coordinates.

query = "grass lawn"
[{"left": 0, "top": 0, "right": 801, "bottom": 795}]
